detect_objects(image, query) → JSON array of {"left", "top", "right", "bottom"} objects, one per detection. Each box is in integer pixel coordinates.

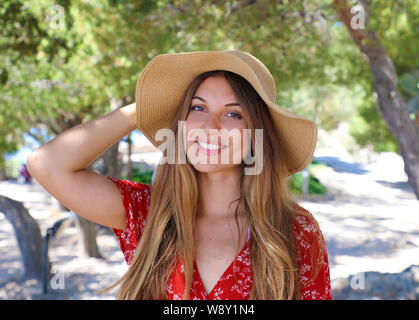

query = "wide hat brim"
[{"left": 135, "top": 50, "right": 317, "bottom": 177}]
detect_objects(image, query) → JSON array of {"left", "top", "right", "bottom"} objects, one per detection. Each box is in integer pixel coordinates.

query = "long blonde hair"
[{"left": 106, "top": 70, "right": 323, "bottom": 299}]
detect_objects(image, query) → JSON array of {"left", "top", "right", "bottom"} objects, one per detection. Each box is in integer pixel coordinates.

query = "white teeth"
[
  {"left": 197, "top": 141, "right": 226, "bottom": 150},
  {"left": 198, "top": 141, "right": 219, "bottom": 150}
]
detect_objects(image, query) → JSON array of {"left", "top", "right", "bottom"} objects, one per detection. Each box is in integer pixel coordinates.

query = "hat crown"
[{"left": 222, "top": 50, "right": 277, "bottom": 102}]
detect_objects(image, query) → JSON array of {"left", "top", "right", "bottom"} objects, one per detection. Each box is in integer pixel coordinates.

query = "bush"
[
  {"left": 121, "top": 168, "right": 154, "bottom": 185},
  {"left": 289, "top": 171, "right": 328, "bottom": 195}
]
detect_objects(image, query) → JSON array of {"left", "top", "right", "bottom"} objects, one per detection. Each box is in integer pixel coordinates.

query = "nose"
[
  {"left": 201, "top": 112, "right": 222, "bottom": 132},
  {"left": 197, "top": 113, "right": 225, "bottom": 145}
]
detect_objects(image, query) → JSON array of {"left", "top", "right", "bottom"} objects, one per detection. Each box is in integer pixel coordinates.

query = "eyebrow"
[{"left": 192, "top": 96, "right": 240, "bottom": 107}]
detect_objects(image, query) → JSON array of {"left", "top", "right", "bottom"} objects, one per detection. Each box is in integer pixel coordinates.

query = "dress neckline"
[{"left": 193, "top": 227, "right": 250, "bottom": 298}]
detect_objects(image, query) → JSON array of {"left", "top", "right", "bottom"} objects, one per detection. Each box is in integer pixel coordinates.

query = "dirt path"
[
  {"left": 297, "top": 127, "right": 419, "bottom": 299},
  {"left": 304, "top": 128, "right": 419, "bottom": 280}
]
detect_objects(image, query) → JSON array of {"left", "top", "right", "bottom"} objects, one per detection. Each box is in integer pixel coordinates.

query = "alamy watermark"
[
  {"left": 154, "top": 121, "right": 264, "bottom": 175},
  {"left": 50, "top": 267, "right": 65, "bottom": 290},
  {"left": 350, "top": 272, "right": 366, "bottom": 290},
  {"left": 350, "top": 3, "right": 365, "bottom": 30},
  {"left": 45, "top": 5, "right": 65, "bottom": 30}
]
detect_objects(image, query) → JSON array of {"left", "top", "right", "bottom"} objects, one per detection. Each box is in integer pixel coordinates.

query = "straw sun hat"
[{"left": 135, "top": 50, "right": 317, "bottom": 177}]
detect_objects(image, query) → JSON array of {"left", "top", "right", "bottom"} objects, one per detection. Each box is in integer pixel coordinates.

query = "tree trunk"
[
  {"left": 0, "top": 195, "right": 48, "bottom": 280},
  {"left": 100, "top": 141, "right": 121, "bottom": 178},
  {"left": 334, "top": 0, "right": 419, "bottom": 200},
  {"left": 55, "top": 175, "right": 103, "bottom": 259},
  {"left": 76, "top": 216, "right": 103, "bottom": 258}
]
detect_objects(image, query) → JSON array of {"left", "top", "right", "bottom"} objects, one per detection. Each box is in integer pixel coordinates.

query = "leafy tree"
[
  {"left": 333, "top": 0, "right": 419, "bottom": 199},
  {"left": 2, "top": 0, "right": 418, "bottom": 198}
]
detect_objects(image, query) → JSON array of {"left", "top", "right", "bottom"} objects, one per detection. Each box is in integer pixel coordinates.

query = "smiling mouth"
[
  {"left": 195, "top": 141, "right": 228, "bottom": 156},
  {"left": 196, "top": 141, "right": 228, "bottom": 150}
]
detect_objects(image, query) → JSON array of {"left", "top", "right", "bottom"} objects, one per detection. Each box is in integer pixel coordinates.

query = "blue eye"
[
  {"left": 190, "top": 105, "right": 205, "bottom": 112},
  {"left": 189, "top": 105, "right": 243, "bottom": 120},
  {"left": 227, "top": 112, "right": 242, "bottom": 120}
]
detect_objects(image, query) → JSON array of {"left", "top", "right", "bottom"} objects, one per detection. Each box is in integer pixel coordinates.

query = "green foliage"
[
  {"left": 121, "top": 168, "right": 154, "bottom": 185},
  {"left": 5, "top": 158, "right": 20, "bottom": 179},
  {"left": 331, "top": 0, "right": 419, "bottom": 152},
  {"left": 367, "top": 0, "right": 419, "bottom": 74},
  {"left": 400, "top": 72, "right": 418, "bottom": 97},
  {"left": 349, "top": 90, "right": 400, "bottom": 154},
  {"left": 289, "top": 171, "right": 328, "bottom": 196},
  {"left": 285, "top": 84, "right": 360, "bottom": 130},
  {"left": 399, "top": 71, "right": 419, "bottom": 116},
  {"left": 1, "top": 0, "right": 417, "bottom": 165}
]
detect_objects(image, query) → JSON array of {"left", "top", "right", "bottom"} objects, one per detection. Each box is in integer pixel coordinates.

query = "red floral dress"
[{"left": 109, "top": 178, "right": 332, "bottom": 300}]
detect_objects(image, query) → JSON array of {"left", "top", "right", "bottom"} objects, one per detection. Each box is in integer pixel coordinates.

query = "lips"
[
  {"left": 195, "top": 140, "right": 228, "bottom": 156},
  {"left": 196, "top": 141, "right": 227, "bottom": 150}
]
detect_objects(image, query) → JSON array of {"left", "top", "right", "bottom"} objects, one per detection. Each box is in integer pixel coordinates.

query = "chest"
[{"left": 194, "top": 216, "right": 248, "bottom": 295}]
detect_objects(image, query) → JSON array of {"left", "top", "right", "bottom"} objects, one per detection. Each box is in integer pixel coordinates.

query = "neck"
[{"left": 197, "top": 166, "right": 242, "bottom": 218}]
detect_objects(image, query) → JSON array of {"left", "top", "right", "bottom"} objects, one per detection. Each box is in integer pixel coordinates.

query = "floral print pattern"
[{"left": 109, "top": 178, "right": 332, "bottom": 300}]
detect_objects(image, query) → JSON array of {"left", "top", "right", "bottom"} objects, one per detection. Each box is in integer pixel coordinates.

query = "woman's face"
[{"left": 184, "top": 75, "right": 250, "bottom": 173}]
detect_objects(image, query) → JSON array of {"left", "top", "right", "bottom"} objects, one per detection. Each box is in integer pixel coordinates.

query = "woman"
[{"left": 27, "top": 50, "right": 332, "bottom": 300}]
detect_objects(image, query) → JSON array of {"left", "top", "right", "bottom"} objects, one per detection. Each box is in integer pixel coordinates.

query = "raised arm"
[{"left": 27, "top": 103, "right": 137, "bottom": 230}]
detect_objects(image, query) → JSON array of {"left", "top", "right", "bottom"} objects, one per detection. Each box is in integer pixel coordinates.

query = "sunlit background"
[{"left": 0, "top": 0, "right": 418, "bottom": 300}]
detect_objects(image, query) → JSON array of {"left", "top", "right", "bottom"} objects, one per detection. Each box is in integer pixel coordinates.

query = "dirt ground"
[{"left": 0, "top": 180, "right": 127, "bottom": 299}]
